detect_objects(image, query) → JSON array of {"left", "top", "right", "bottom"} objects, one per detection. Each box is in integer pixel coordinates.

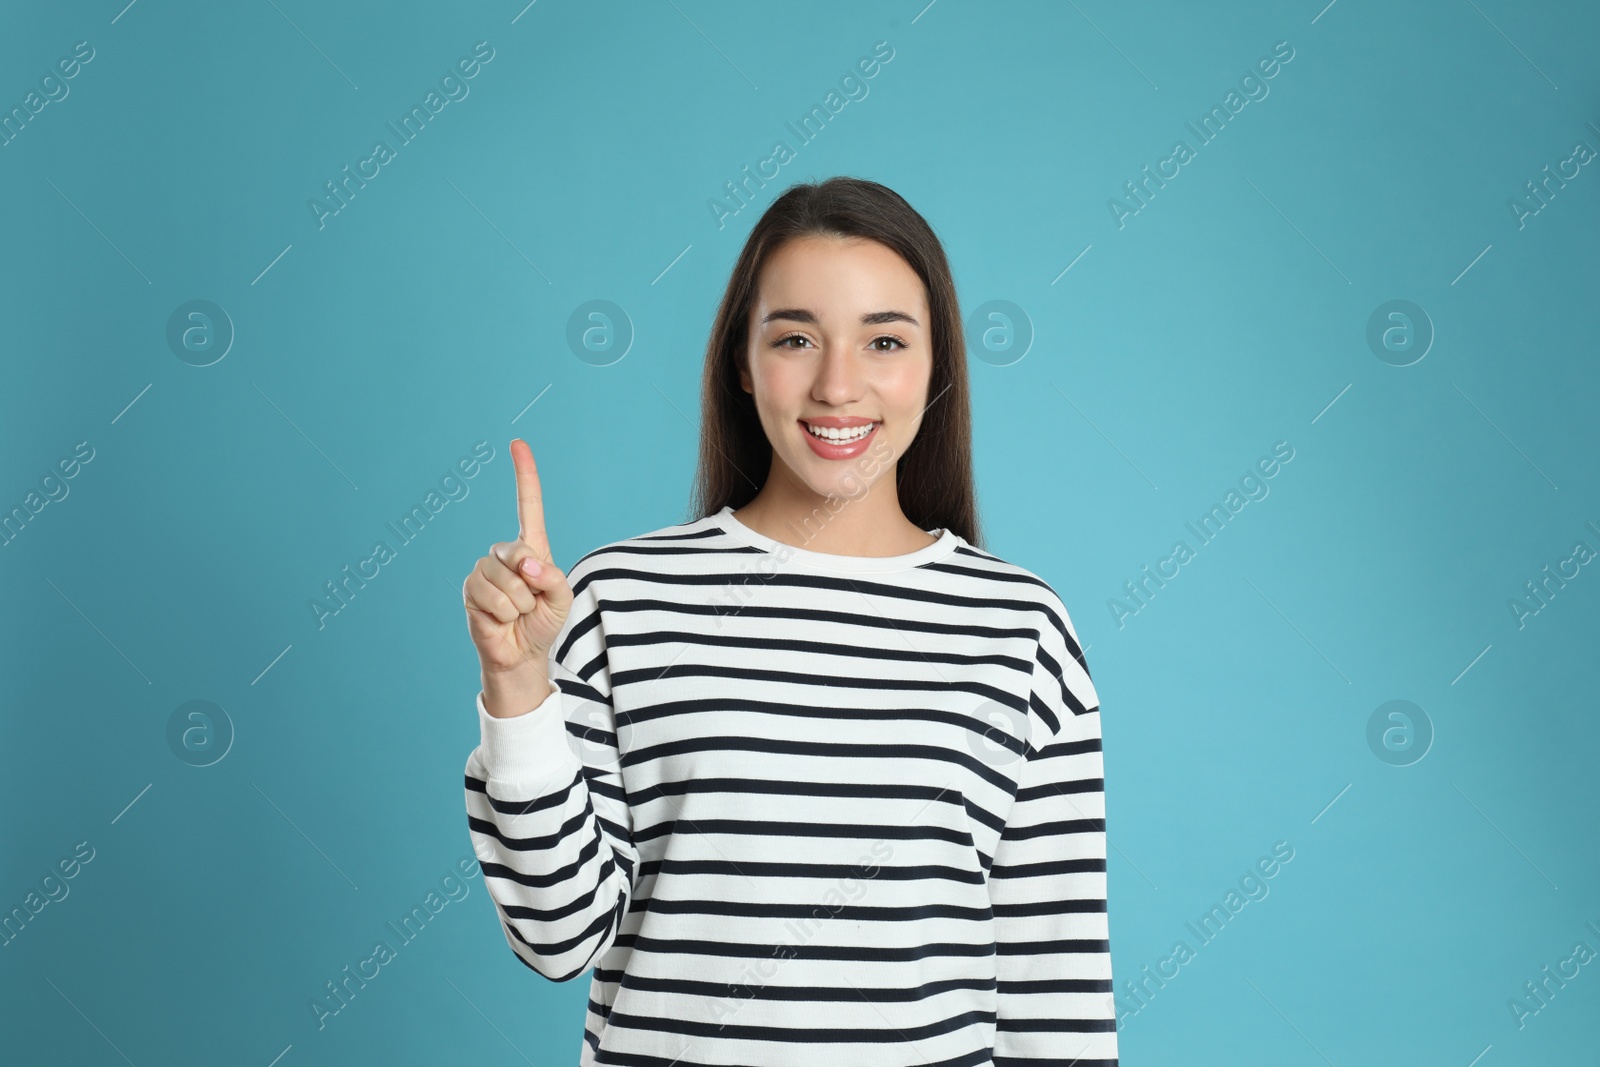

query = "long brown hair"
[{"left": 689, "top": 176, "right": 984, "bottom": 549}]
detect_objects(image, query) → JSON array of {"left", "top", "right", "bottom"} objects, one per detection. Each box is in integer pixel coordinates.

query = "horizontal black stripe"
[
  {"left": 607, "top": 626, "right": 1031, "bottom": 673},
  {"left": 620, "top": 734, "right": 1022, "bottom": 794},
  {"left": 595, "top": 972, "right": 998, "bottom": 1003},
  {"left": 619, "top": 935, "right": 1001, "bottom": 963},
  {"left": 593, "top": 1045, "right": 996, "bottom": 1067},
  {"left": 573, "top": 563, "right": 1067, "bottom": 618},
  {"left": 600, "top": 1005, "right": 996, "bottom": 1044},
  {"left": 613, "top": 661, "right": 1028, "bottom": 711},
  {"left": 638, "top": 856, "right": 987, "bottom": 886},
  {"left": 631, "top": 895, "right": 996, "bottom": 924},
  {"left": 605, "top": 694, "right": 1032, "bottom": 748},
  {"left": 632, "top": 817, "right": 976, "bottom": 847},
  {"left": 599, "top": 594, "right": 1042, "bottom": 641}
]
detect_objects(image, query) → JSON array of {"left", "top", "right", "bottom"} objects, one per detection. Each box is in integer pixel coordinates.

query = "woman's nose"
[{"left": 812, "top": 345, "right": 861, "bottom": 403}]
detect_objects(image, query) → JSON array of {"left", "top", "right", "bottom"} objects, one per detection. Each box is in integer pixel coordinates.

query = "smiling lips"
[{"left": 799, "top": 417, "right": 880, "bottom": 458}]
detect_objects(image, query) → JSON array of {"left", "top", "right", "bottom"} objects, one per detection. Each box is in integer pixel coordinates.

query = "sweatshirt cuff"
[{"left": 475, "top": 682, "right": 583, "bottom": 787}]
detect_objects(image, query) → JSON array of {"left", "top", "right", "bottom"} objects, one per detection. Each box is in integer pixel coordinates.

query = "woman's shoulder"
[
  {"left": 943, "top": 542, "right": 1092, "bottom": 671},
  {"left": 561, "top": 511, "right": 732, "bottom": 590},
  {"left": 944, "top": 540, "right": 1077, "bottom": 616},
  {"left": 953, "top": 544, "right": 1098, "bottom": 718}
]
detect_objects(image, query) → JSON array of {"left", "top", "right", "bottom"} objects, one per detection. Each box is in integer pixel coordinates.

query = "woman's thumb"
[{"left": 518, "top": 556, "right": 574, "bottom": 616}]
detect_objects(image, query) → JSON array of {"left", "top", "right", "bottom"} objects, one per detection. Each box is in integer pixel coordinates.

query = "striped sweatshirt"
[{"left": 463, "top": 505, "right": 1117, "bottom": 1066}]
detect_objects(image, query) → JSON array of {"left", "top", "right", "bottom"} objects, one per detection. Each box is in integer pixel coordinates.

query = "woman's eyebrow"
[{"left": 761, "top": 308, "right": 921, "bottom": 327}]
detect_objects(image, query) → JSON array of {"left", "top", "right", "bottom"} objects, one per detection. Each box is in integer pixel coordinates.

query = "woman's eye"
[{"left": 772, "top": 334, "right": 908, "bottom": 351}]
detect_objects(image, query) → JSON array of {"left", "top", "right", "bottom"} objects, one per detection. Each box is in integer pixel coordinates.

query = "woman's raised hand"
[{"left": 463, "top": 439, "right": 575, "bottom": 715}]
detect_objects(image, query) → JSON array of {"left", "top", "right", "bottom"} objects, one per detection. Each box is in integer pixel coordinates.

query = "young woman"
[{"left": 461, "top": 177, "right": 1117, "bottom": 1066}]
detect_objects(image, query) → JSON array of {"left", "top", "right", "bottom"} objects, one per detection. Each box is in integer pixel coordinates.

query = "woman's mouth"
[{"left": 799, "top": 419, "right": 880, "bottom": 459}]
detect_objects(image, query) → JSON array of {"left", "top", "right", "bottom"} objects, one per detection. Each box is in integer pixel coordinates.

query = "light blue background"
[{"left": 3, "top": 1, "right": 1597, "bottom": 1063}]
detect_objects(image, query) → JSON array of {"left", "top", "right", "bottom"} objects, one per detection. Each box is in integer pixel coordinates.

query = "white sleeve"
[
  {"left": 988, "top": 587, "right": 1118, "bottom": 1065},
  {"left": 462, "top": 571, "right": 639, "bottom": 982}
]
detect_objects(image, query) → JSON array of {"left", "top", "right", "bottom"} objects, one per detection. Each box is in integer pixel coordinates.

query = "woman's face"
[{"left": 740, "top": 235, "right": 933, "bottom": 502}]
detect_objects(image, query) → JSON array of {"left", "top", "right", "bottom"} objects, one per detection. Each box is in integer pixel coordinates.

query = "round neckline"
[{"left": 715, "top": 505, "right": 960, "bottom": 574}]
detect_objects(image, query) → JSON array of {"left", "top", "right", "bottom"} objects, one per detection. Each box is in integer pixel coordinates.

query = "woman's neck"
[{"left": 731, "top": 476, "right": 937, "bottom": 558}]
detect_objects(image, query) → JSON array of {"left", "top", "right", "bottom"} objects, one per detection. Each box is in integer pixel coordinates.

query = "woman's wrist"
[{"left": 480, "top": 664, "right": 555, "bottom": 719}]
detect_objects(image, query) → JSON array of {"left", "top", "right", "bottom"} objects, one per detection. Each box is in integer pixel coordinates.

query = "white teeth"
[{"left": 805, "top": 422, "right": 875, "bottom": 443}]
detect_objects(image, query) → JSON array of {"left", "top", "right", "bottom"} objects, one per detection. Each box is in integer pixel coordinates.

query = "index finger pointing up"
[{"left": 511, "top": 439, "right": 549, "bottom": 554}]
